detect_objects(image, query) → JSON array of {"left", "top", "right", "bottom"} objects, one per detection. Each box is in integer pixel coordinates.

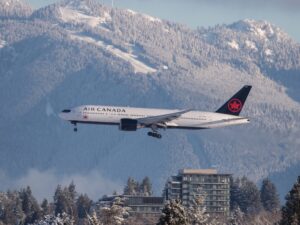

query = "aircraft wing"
[
  {"left": 137, "top": 109, "right": 192, "bottom": 126},
  {"left": 198, "top": 117, "right": 249, "bottom": 127}
]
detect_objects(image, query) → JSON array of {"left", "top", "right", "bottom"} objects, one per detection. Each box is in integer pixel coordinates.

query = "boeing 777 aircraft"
[{"left": 59, "top": 85, "right": 252, "bottom": 138}]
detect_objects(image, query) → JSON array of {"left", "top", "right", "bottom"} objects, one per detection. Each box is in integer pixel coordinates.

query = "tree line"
[
  {"left": 0, "top": 175, "right": 299, "bottom": 225},
  {"left": 158, "top": 176, "right": 300, "bottom": 225}
]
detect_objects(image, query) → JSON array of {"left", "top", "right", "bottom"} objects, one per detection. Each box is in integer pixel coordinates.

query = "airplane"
[{"left": 59, "top": 85, "right": 252, "bottom": 138}]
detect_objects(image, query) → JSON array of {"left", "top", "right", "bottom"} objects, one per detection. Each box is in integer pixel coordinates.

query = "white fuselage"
[{"left": 59, "top": 105, "right": 250, "bottom": 129}]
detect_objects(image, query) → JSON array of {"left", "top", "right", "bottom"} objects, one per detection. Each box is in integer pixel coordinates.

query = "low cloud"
[{"left": 0, "top": 169, "right": 122, "bottom": 202}]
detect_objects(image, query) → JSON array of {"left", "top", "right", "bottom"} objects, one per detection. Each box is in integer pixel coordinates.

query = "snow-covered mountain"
[
  {"left": 0, "top": 0, "right": 299, "bottom": 200},
  {"left": 0, "top": 0, "right": 32, "bottom": 19}
]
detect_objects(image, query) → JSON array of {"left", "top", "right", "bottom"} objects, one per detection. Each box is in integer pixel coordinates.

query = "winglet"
[{"left": 216, "top": 85, "right": 252, "bottom": 116}]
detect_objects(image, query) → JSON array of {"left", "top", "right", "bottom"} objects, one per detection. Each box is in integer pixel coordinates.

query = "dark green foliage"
[
  {"left": 139, "top": 176, "right": 153, "bottom": 196},
  {"left": 230, "top": 177, "right": 240, "bottom": 210},
  {"left": 123, "top": 177, "right": 139, "bottom": 196},
  {"left": 260, "top": 178, "right": 280, "bottom": 212},
  {"left": 68, "top": 181, "right": 77, "bottom": 202},
  {"left": 54, "top": 183, "right": 78, "bottom": 219},
  {"left": 280, "top": 176, "right": 300, "bottom": 225},
  {"left": 0, "top": 190, "right": 24, "bottom": 225},
  {"left": 77, "top": 194, "right": 93, "bottom": 219},
  {"left": 19, "top": 186, "right": 42, "bottom": 224},
  {"left": 157, "top": 199, "right": 188, "bottom": 225},
  {"left": 41, "top": 198, "right": 50, "bottom": 216},
  {"left": 123, "top": 176, "right": 153, "bottom": 196},
  {"left": 230, "top": 177, "right": 262, "bottom": 214},
  {"left": 0, "top": 183, "right": 89, "bottom": 225},
  {"left": 54, "top": 185, "right": 68, "bottom": 215}
]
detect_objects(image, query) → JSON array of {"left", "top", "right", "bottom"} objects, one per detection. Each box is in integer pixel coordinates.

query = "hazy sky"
[{"left": 27, "top": 0, "right": 300, "bottom": 42}]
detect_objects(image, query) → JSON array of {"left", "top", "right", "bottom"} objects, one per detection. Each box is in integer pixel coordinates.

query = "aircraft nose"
[
  {"left": 59, "top": 112, "right": 67, "bottom": 120},
  {"left": 59, "top": 109, "right": 72, "bottom": 120}
]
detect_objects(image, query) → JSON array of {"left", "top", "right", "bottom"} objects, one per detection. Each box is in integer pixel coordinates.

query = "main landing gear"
[
  {"left": 148, "top": 125, "right": 162, "bottom": 139},
  {"left": 148, "top": 132, "right": 162, "bottom": 139}
]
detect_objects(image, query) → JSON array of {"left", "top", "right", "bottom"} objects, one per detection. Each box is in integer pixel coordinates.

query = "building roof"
[{"left": 180, "top": 169, "right": 218, "bottom": 175}]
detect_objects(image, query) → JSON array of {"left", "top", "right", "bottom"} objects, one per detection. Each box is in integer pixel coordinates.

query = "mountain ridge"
[
  {"left": 0, "top": 1, "right": 299, "bottom": 200},
  {"left": 0, "top": 0, "right": 32, "bottom": 19}
]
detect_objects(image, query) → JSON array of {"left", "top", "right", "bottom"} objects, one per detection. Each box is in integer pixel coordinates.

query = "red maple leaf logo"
[{"left": 228, "top": 99, "right": 243, "bottom": 113}]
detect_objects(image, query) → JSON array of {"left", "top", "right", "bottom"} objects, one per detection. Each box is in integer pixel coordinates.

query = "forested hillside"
[{"left": 0, "top": 0, "right": 299, "bottom": 200}]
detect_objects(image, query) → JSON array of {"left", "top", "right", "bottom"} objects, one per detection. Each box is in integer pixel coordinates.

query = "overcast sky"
[{"left": 27, "top": 0, "right": 300, "bottom": 42}]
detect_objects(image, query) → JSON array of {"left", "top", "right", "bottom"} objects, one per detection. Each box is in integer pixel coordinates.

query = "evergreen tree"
[
  {"left": 280, "top": 176, "right": 300, "bottom": 225},
  {"left": 88, "top": 211, "right": 103, "bottom": 225},
  {"left": 260, "top": 178, "right": 280, "bottom": 212},
  {"left": 54, "top": 185, "right": 69, "bottom": 216},
  {"left": 230, "top": 177, "right": 262, "bottom": 214},
  {"left": 34, "top": 212, "right": 75, "bottom": 225},
  {"left": 186, "top": 193, "right": 210, "bottom": 225},
  {"left": 68, "top": 181, "right": 77, "bottom": 202},
  {"left": 1, "top": 190, "right": 24, "bottom": 225},
  {"left": 123, "top": 177, "right": 139, "bottom": 196},
  {"left": 99, "top": 197, "right": 130, "bottom": 225},
  {"left": 229, "top": 206, "right": 244, "bottom": 225},
  {"left": 139, "top": 176, "right": 152, "bottom": 196},
  {"left": 54, "top": 183, "right": 78, "bottom": 221},
  {"left": 19, "top": 186, "right": 42, "bottom": 224},
  {"left": 66, "top": 182, "right": 78, "bottom": 221},
  {"left": 157, "top": 199, "right": 188, "bottom": 225},
  {"left": 41, "top": 198, "right": 50, "bottom": 216},
  {"left": 230, "top": 177, "right": 241, "bottom": 210},
  {"left": 77, "top": 194, "right": 93, "bottom": 219},
  {"left": 239, "top": 177, "right": 262, "bottom": 214}
]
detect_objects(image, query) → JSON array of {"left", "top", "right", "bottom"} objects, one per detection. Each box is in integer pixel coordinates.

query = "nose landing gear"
[{"left": 71, "top": 121, "right": 78, "bottom": 132}]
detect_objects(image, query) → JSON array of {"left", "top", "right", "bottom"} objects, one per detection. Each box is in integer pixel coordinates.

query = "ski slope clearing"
[
  {"left": 59, "top": 6, "right": 111, "bottom": 27},
  {"left": 70, "top": 33, "right": 157, "bottom": 74}
]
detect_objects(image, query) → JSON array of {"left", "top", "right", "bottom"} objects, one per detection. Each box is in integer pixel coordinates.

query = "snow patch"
[
  {"left": 126, "top": 9, "right": 161, "bottom": 23},
  {"left": 253, "top": 27, "right": 269, "bottom": 40},
  {"left": 142, "top": 14, "right": 161, "bottom": 23},
  {"left": 70, "top": 33, "right": 157, "bottom": 74},
  {"left": 245, "top": 40, "right": 257, "bottom": 51},
  {"left": 230, "top": 19, "right": 278, "bottom": 41},
  {"left": 265, "top": 49, "right": 273, "bottom": 56},
  {"left": 59, "top": 6, "right": 111, "bottom": 28},
  {"left": 163, "top": 27, "right": 170, "bottom": 33},
  {"left": 228, "top": 40, "right": 239, "bottom": 50},
  {"left": 126, "top": 9, "right": 137, "bottom": 15},
  {"left": 0, "top": 40, "right": 6, "bottom": 49}
]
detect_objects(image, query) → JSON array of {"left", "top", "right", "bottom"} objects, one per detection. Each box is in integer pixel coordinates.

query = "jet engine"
[{"left": 119, "top": 118, "right": 138, "bottom": 131}]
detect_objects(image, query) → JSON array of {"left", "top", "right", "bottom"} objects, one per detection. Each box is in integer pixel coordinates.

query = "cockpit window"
[{"left": 62, "top": 109, "right": 71, "bottom": 113}]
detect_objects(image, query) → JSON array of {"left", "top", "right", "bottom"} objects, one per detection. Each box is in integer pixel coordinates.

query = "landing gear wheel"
[
  {"left": 148, "top": 132, "right": 162, "bottom": 139},
  {"left": 71, "top": 122, "right": 78, "bottom": 132}
]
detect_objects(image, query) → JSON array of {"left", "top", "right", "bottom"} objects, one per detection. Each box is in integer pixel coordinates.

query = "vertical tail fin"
[{"left": 216, "top": 85, "right": 252, "bottom": 116}]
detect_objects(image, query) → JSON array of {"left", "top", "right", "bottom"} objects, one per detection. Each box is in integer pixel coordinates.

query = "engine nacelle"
[{"left": 119, "top": 118, "right": 138, "bottom": 131}]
